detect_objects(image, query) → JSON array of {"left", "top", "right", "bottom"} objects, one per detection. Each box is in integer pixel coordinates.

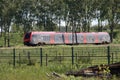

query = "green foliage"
[
  {"left": 0, "top": 0, "right": 120, "bottom": 46},
  {"left": 0, "top": 64, "right": 119, "bottom": 80},
  {"left": 0, "top": 64, "right": 49, "bottom": 80},
  {"left": 77, "top": 56, "right": 92, "bottom": 64},
  {"left": 0, "top": 32, "right": 24, "bottom": 46},
  {"left": 0, "top": 0, "right": 120, "bottom": 32},
  {"left": 0, "top": 45, "right": 120, "bottom": 79},
  {"left": 112, "top": 30, "right": 120, "bottom": 44}
]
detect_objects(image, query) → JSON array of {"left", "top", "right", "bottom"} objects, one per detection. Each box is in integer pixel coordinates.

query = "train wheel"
[
  {"left": 37, "top": 42, "right": 41, "bottom": 46},
  {"left": 38, "top": 42, "right": 45, "bottom": 46}
]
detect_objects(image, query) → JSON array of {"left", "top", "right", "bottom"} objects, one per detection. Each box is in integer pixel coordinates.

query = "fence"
[{"left": 0, "top": 45, "right": 120, "bottom": 67}]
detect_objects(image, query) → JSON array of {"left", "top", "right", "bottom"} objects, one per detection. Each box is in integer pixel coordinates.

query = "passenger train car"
[{"left": 23, "top": 31, "right": 111, "bottom": 46}]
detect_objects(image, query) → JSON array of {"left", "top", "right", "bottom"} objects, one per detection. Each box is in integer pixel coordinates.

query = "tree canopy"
[{"left": 0, "top": 0, "right": 120, "bottom": 46}]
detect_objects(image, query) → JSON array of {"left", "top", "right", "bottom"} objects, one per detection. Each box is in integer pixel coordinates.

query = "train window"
[
  {"left": 36, "top": 34, "right": 50, "bottom": 42},
  {"left": 106, "top": 35, "right": 110, "bottom": 41},
  {"left": 86, "top": 35, "right": 95, "bottom": 43},
  {"left": 68, "top": 34, "right": 76, "bottom": 43},
  {"left": 42, "top": 36, "right": 50, "bottom": 41},
  {"left": 54, "top": 34, "right": 64, "bottom": 43},
  {"left": 32, "top": 34, "right": 37, "bottom": 38},
  {"left": 77, "top": 34, "right": 84, "bottom": 43},
  {"left": 102, "top": 35, "right": 110, "bottom": 41},
  {"left": 24, "top": 33, "right": 30, "bottom": 39},
  {"left": 98, "top": 35, "right": 103, "bottom": 42},
  {"left": 98, "top": 34, "right": 109, "bottom": 42}
]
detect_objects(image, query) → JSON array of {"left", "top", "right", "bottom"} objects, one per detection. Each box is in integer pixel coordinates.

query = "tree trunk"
[
  {"left": 3, "top": 23, "right": 7, "bottom": 47},
  {"left": 98, "top": 18, "right": 100, "bottom": 31},
  {"left": 7, "top": 28, "right": 10, "bottom": 47},
  {"left": 110, "top": 5, "right": 115, "bottom": 43},
  {"left": 110, "top": 21, "right": 114, "bottom": 43},
  {"left": 58, "top": 17, "right": 61, "bottom": 31}
]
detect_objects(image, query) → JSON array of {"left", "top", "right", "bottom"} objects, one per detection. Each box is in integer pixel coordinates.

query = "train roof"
[
  {"left": 31, "top": 31, "right": 56, "bottom": 34},
  {"left": 28, "top": 31, "right": 109, "bottom": 35}
]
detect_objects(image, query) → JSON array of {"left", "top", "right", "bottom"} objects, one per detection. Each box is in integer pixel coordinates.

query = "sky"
[{"left": 60, "top": 19, "right": 108, "bottom": 27}]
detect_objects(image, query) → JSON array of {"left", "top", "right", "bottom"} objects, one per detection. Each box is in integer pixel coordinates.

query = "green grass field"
[
  {"left": 0, "top": 45, "right": 119, "bottom": 66},
  {"left": 0, "top": 63, "right": 119, "bottom": 80},
  {"left": 0, "top": 45, "right": 120, "bottom": 80},
  {"left": 0, "top": 30, "right": 120, "bottom": 80}
]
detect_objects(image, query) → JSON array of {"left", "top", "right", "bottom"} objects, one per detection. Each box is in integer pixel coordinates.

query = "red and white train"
[{"left": 24, "top": 31, "right": 111, "bottom": 46}]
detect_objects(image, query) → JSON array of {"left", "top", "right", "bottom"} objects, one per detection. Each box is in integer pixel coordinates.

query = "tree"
[
  {"left": 0, "top": 0, "right": 17, "bottom": 46},
  {"left": 101, "top": 0, "right": 120, "bottom": 42}
]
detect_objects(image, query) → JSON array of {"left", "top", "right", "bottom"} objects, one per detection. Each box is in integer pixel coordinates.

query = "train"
[{"left": 23, "top": 31, "right": 111, "bottom": 46}]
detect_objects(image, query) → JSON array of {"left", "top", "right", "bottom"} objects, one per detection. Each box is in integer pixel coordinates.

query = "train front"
[{"left": 23, "top": 32, "right": 32, "bottom": 46}]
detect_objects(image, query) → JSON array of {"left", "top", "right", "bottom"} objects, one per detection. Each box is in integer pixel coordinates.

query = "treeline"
[{"left": 0, "top": 0, "right": 120, "bottom": 46}]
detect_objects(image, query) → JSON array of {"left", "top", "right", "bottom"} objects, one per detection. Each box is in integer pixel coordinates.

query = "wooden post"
[
  {"left": 107, "top": 46, "right": 110, "bottom": 65},
  {"left": 71, "top": 47, "right": 74, "bottom": 65},
  {"left": 46, "top": 54, "right": 48, "bottom": 66},
  {"left": 13, "top": 48, "right": 15, "bottom": 67},
  {"left": 19, "top": 53, "right": 21, "bottom": 66},
  {"left": 27, "top": 52, "right": 31, "bottom": 65},
  {"left": 40, "top": 48, "right": 42, "bottom": 66}
]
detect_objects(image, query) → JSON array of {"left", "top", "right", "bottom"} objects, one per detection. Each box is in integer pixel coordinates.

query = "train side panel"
[
  {"left": 24, "top": 31, "right": 111, "bottom": 46},
  {"left": 68, "top": 33, "right": 76, "bottom": 44},
  {"left": 30, "top": 32, "right": 55, "bottom": 45},
  {"left": 64, "top": 33, "right": 69, "bottom": 44},
  {"left": 31, "top": 33, "right": 51, "bottom": 45},
  {"left": 50, "top": 33, "right": 54, "bottom": 44},
  {"left": 77, "top": 33, "right": 85, "bottom": 44},
  {"left": 54, "top": 33, "right": 64, "bottom": 44},
  {"left": 86, "top": 33, "right": 96, "bottom": 43},
  {"left": 97, "top": 32, "right": 111, "bottom": 43}
]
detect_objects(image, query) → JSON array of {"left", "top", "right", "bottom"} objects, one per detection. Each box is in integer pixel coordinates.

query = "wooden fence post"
[
  {"left": 107, "top": 46, "right": 110, "bottom": 65},
  {"left": 46, "top": 54, "right": 48, "bottom": 66},
  {"left": 27, "top": 52, "right": 31, "bottom": 65},
  {"left": 13, "top": 48, "right": 15, "bottom": 67},
  {"left": 40, "top": 48, "right": 42, "bottom": 66},
  {"left": 111, "top": 53, "right": 113, "bottom": 64},
  {"left": 71, "top": 47, "right": 74, "bottom": 65},
  {"left": 19, "top": 53, "right": 21, "bottom": 66},
  {"left": 75, "top": 53, "right": 77, "bottom": 63}
]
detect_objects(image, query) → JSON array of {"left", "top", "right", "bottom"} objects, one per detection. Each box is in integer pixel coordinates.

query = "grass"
[
  {"left": 0, "top": 63, "right": 119, "bottom": 80},
  {"left": 111, "top": 30, "right": 120, "bottom": 44},
  {"left": 0, "top": 45, "right": 120, "bottom": 66},
  {"left": 0, "top": 45, "right": 120, "bottom": 80},
  {"left": 0, "top": 31, "right": 120, "bottom": 80},
  {"left": 0, "top": 32, "right": 24, "bottom": 47},
  {"left": 0, "top": 64, "right": 49, "bottom": 80}
]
